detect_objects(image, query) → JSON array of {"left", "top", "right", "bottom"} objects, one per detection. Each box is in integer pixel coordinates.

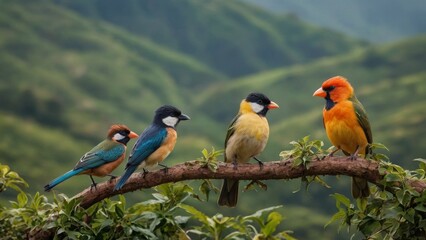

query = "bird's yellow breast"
[
  {"left": 323, "top": 100, "right": 368, "bottom": 155},
  {"left": 225, "top": 113, "right": 269, "bottom": 163}
]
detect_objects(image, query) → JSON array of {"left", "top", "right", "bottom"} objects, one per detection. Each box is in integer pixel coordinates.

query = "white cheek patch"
[
  {"left": 250, "top": 102, "right": 264, "bottom": 113},
  {"left": 162, "top": 116, "right": 179, "bottom": 127},
  {"left": 113, "top": 133, "right": 126, "bottom": 141}
]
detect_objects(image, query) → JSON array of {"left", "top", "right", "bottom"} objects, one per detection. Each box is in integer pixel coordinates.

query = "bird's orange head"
[
  {"left": 107, "top": 124, "right": 138, "bottom": 144},
  {"left": 313, "top": 76, "right": 354, "bottom": 103}
]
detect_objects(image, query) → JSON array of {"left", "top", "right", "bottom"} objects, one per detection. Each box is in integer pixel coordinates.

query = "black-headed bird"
[
  {"left": 114, "top": 105, "right": 190, "bottom": 191},
  {"left": 313, "top": 76, "right": 372, "bottom": 198},
  {"left": 218, "top": 92, "right": 279, "bottom": 207},
  {"left": 44, "top": 124, "right": 138, "bottom": 191}
]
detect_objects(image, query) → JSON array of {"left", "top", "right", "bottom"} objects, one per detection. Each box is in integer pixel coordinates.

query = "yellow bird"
[{"left": 218, "top": 92, "right": 279, "bottom": 207}]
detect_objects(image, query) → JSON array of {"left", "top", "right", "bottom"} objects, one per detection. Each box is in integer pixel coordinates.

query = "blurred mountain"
[
  {"left": 197, "top": 35, "right": 426, "bottom": 169},
  {"left": 244, "top": 0, "right": 426, "bottom": 42},
  {"left": 54, "top": 0, "right": 365, "bottom": 77},
  {"left": 0, "top": 0, "right": 425, "bottom": 239}
]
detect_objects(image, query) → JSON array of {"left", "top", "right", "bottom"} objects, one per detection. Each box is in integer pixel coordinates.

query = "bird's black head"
[
  {"left": 245, "top": 92, "right": 279, "bottom": 116},
  {"left": 153, "top": 105, "right": 190, "bottom": 128}
]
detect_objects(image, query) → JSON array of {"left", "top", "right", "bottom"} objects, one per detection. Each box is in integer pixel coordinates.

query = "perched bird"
[
  {"left": 44, "top": 124, "right": 138, "bottom": 192},
  {"left": 114, "top": 105, "right": 190, "bottom": 191},
  {"left": 218, "top": 92, "right": 279, "bottom": 207},
  {"left": 313, "top": 76, "right": 372, "bottom": 198}
]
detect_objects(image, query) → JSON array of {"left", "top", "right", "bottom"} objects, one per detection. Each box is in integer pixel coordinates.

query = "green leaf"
[
  {"left": 405, "top": 208, "right": 416, "bottom": 223},
  {"left": 370, "top": 143, "right": 389, "bottom": 151},
  {"left": 414, "top": 204, "right": 426, "bottom": 212},
  {"left": 325, "top": 210, "right": 345, "bottom": 228},
  {"left": 179, "top": 204, "right": 209, "bottom": 225},
  {"left": 356, "top": 198, "right": 367, "bottom": 212},
  {"left": 201, "top": 148, "right": 208, "bottom": 158},
  {"left": 17, "top": 192, "right": 28, "bottom": 207},
  {"left": 384, "top": 173, "right": 402, "bottom": 182},
  {"left": 359, "top": 219, "right": 381, "bottom": 235},
  {"left": 199, "top": 180, "right": 211, "bottom": 201},
  {"left": 244, "top": 205, "right": 283, "bottom": 220},
  {"left": 115, "top": 205, "right": 124, "bottom": 218},
  {"left": 331, "top": 193, "right": 351, "bottom": 208},
  {"left": 262, "top": 212, "right": 283, "bottom": 236}
]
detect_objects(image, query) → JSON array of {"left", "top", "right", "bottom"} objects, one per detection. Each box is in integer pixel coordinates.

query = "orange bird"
[{"left": 313, "top": 76, "right": 372, "bottom": 198}]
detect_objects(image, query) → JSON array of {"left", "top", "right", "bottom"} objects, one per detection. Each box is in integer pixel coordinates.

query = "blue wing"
[
  {"left": 127, "top": 125, "right": 167, "bottom": 168},
  {"left": 45, "top": 140, "right": 125, "bottom": 191},
  {"left": 114, "top": 125, "right": 166, "bottom": 191},
  {"left": 74, "top": 140, "right": 125, "bottom": 171}
]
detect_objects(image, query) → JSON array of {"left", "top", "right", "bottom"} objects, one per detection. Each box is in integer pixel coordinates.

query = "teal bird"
[
  {"left": 44, "top": 124, "right": 138, "bottom": 191},
  {"left": 114, "top": 105, "right": 190, "bottom": 191}
]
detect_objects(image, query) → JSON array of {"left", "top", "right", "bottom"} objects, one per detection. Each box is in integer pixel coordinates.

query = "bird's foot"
[
  {"left": 348, "top": 145, "right": 360, "bottom": 161},
  {"left": 140, "top": 168, "right": 149, "bottom": 178},
  {"left": 108, "top": 175, "right": 117, "bottom": 183},
  {"left": 90, "top": 183, "right": 98, "bottom": 191},
  {"left": 325, "top": 147, "right": 340, "bottom": 159},
  {"left": 159, "top": 164, "right": 169, "bottom": 174},
  {"left": 253, "top": 157, "right": 264, "bottom": 169},
  {"left": 89, "top": 175, "right": 97, "bottom": 191},
  {"left": 232, "top": 160, "right": 238, "bottom": 170}
]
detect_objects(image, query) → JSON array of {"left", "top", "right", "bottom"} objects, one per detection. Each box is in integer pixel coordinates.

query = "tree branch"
[{"left": 72, "top": 156, "right": 426, "bottom": 209}]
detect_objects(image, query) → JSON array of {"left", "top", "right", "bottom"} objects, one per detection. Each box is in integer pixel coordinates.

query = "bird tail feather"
[
  {"left": 352, "top": 177, "right": 370, "bottom": 198},
  {"left": 44, "top": 169, "right": 84, "bottom": 192},
  {"left": 218, "top": 179, "right": 239, "bottom": 207},
  {"left": 114, "top": 165, "right": 137, "bottom": 191}
]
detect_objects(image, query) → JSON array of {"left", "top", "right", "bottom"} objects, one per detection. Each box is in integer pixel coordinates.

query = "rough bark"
[{"left": 73, "top": 156, "right": 425, "bottom": 209}]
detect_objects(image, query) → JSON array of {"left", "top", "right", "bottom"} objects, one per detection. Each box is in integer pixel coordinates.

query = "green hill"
[
  {"left": 192, "top": 35, "right": 426, "bottom": 239},
  {"left": 0, "top": 0, "right": 224, "bottom": 193},
  {"left": 0, "top": 1, "right": 424, "bottom": 239},
  {"left": 0, "top": 0, "right": 368, "bottom": 192},
  {"left": 198, "top": 35, "right": 426, "bottom": 168},
  {"left": 245, "top": 0, "right": 426, "bottom": 42},
  {"left": 54, "top": 0, "right": 365, "bottom": 77}
]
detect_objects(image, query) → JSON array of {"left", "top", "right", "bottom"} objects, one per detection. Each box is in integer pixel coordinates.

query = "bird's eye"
[
  {"left": 257, "top": 99, "right": 263, "bottom": 104},
  {"left": 119, "top": 130, "right": 129, "bottom": 136},
  {"left": 323, "top": 86, "right": 335, "bottom": 92}
]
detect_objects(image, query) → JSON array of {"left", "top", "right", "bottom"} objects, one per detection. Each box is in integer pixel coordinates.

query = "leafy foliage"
[
  {"left": 328, "top": 153, "right": 426, "bottom": 239},
  {"left": 181, "top": 204, "right": 295, "bottom": 240},
  {"left": 0, "top": 163, "right": 28, "bottom": 193},
  {"left": 279, "top": 136, "right": 331, "bottom": 191},
  {"left": 279, "top": 135, "right": 325, "bottom": 168},
  {"left": 0, "top": 163, "right": 293, "bottom": 239},
  {"left": 0, "top": 1, "right": 425, "bottom": 238},
  {"left": 1, "top": 183, "right": 194, "bottom": 239}
]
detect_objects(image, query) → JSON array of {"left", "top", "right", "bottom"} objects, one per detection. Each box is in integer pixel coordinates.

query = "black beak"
[{"left": 179, "top": 113, "right": 190, "bottom": 121}]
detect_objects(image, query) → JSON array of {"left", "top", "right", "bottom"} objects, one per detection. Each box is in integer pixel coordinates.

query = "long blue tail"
[
  {"left": 114, "top": 165, "right": 137, "bottom": 191},
  {"left": 44, "top": 169, "right": 84, "bottom": 192}
]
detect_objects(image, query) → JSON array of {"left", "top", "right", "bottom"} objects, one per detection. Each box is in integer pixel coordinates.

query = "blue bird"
[
  {"left": 114, "top": 105, "right": 190, "bottom": 191},
  {"left": 44, "top": 125, "right": 138, "bottom": 192}
]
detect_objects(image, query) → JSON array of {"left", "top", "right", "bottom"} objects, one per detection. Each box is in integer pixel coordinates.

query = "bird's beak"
[
  {"left": 128, "top": 131, "right": 139, "bottom": 139},
  {"left": 313, "top": 87, "right": 327, "bottom": 98},
  {"left": 267, "top": 101, "right": 279, "bottom": 109},
  {"left": 179, "top": 113, "right": 191, "bottom": 121}
]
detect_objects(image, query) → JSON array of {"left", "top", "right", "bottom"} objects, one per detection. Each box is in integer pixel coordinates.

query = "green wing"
[
  {"left": 74, "top": 139, "right": 124, "bottom": 170},
  {"left": 224, "top": 113, "right": 241, "bottom": 161},
  {"left": 350, "top": 96, "right": 373, "bottom": 153}
]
